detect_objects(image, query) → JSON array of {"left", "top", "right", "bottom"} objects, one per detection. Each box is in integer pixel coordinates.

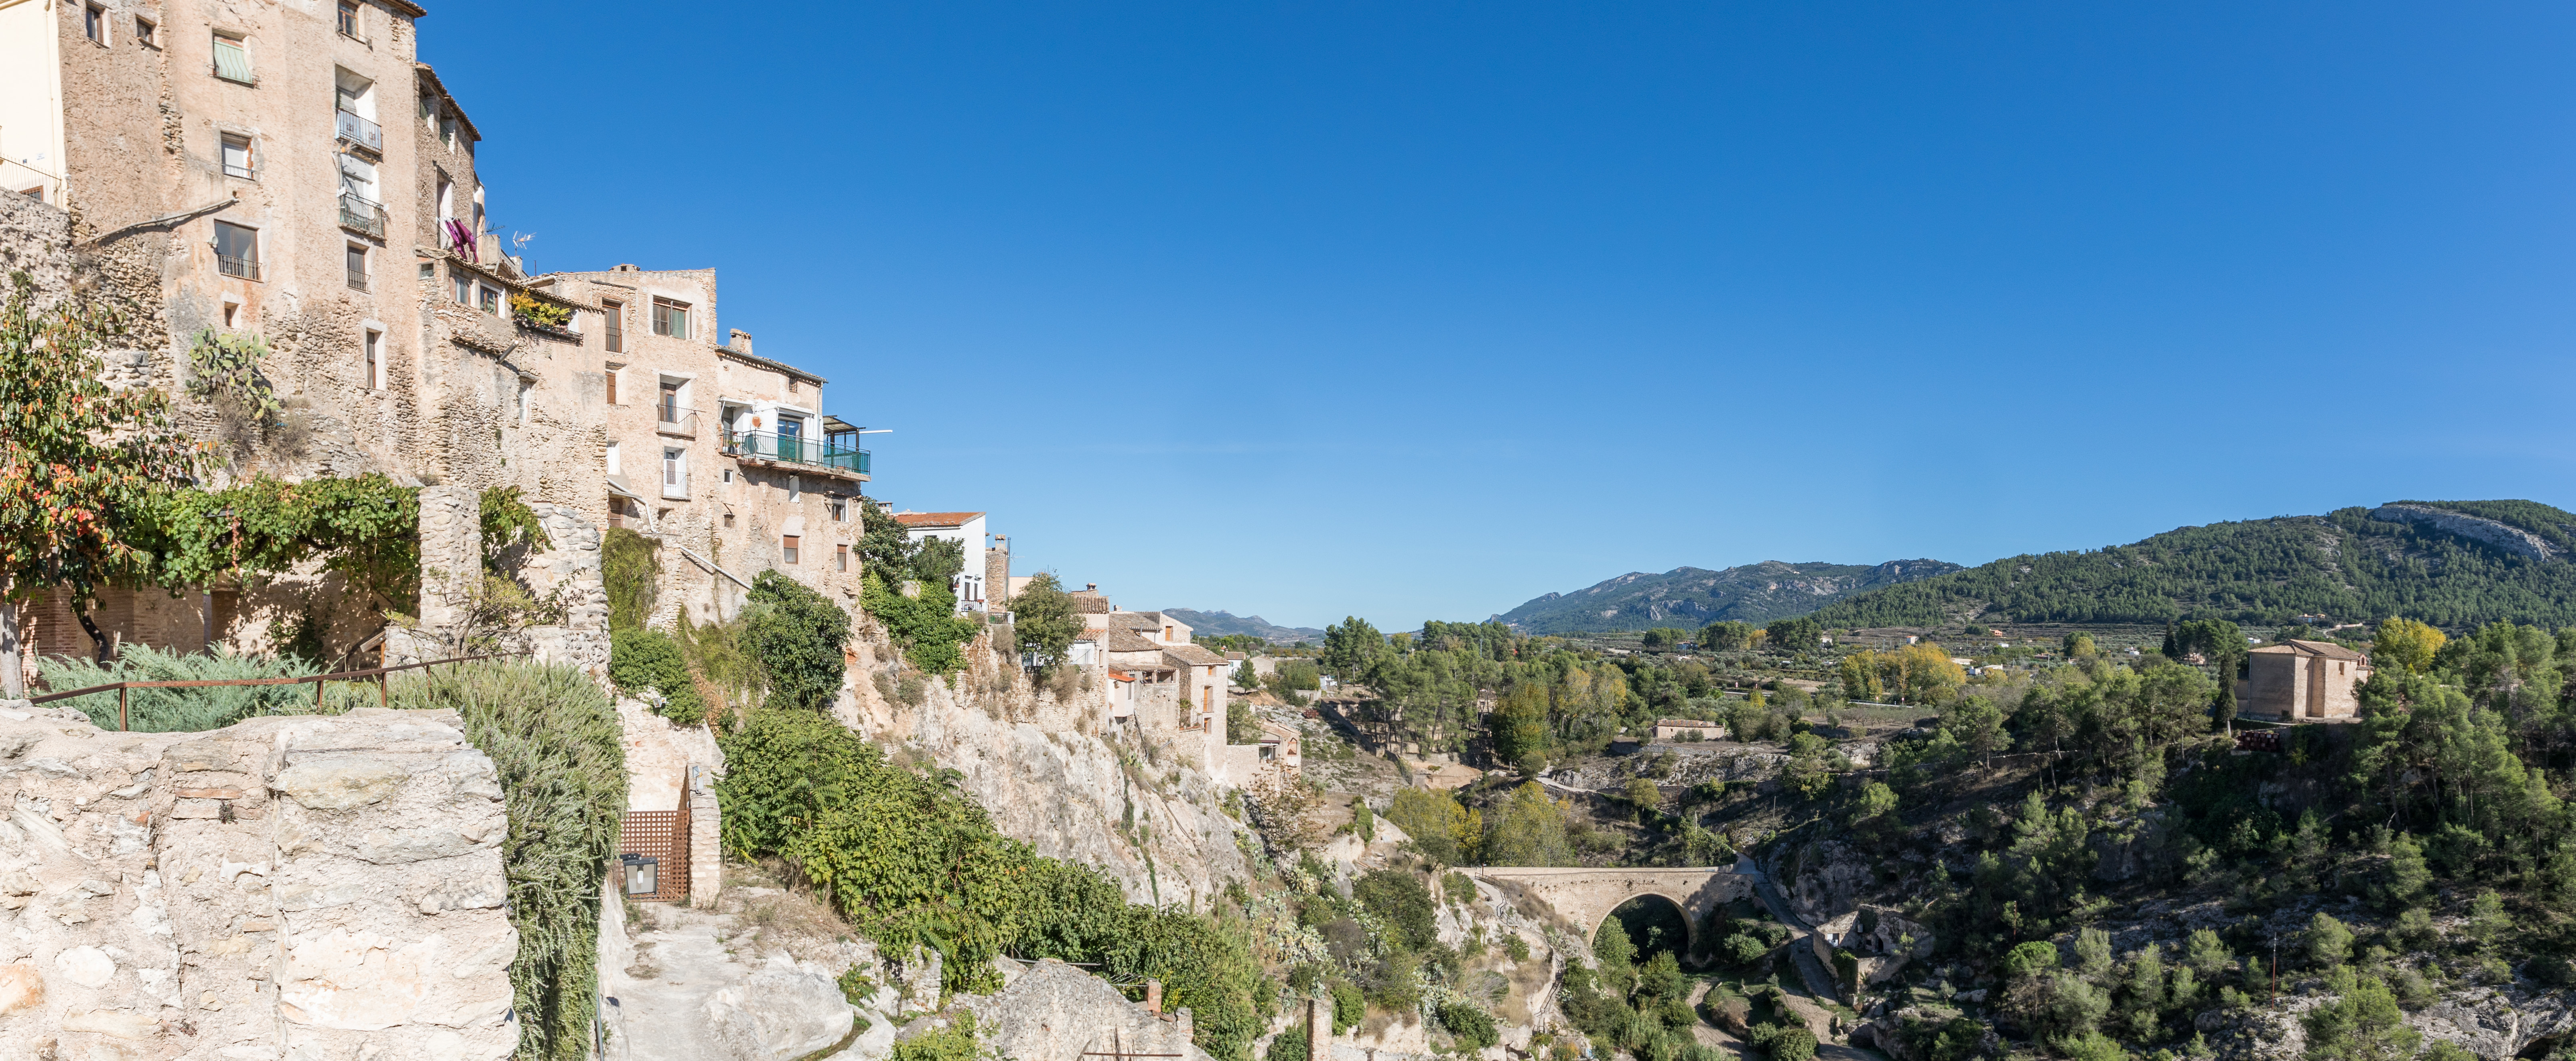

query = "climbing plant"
[
  {"left": 478, "top": 485, "right": 551, "bottom": 569},
  {"left": 602, "top": 526, "right": 659, "bottom": 632},
  {"left": 0, "top": 272, "right": 203, "bottom": 691},
  {"left": 129, "top": 473, "right": 422, "bottom": 613},
  {"left": 747, "top": 569, "right": 852, "bottom": 709},
  {"left": 863, "top": 571, "right": 980, "bottom": 676}
]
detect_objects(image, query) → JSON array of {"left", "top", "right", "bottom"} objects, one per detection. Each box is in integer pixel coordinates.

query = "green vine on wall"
[
  {"left": 128, "top": 473, "right": 422, "bottom": 612},
  {"left": 479, "top": 485, "right": 551, "bottom": 570}
]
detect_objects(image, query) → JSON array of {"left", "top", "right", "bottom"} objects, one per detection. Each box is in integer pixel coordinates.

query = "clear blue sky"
[{"left": 431, "top": 2, "right": 2576, "bottom": 632}]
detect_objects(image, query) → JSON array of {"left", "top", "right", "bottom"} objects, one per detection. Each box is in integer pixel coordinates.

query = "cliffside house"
[
  {"left": 0, "top": 0, "right": 865, "bottom": 662},
  {"left": 894, "top": 511, "right": 990, "bottom": 612},
  {"left": 2237, "top": 640, "right": 2372, "bottom": 721}
]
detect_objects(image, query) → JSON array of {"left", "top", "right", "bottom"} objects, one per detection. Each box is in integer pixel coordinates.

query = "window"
[
  {"left": 605, "top": 441, "right": 621, "bottom": 475},
  {"left": 212, "top": 221, "right": 258, "bottom": 279},
  {"left": 479, "top": 285, "right": 501, "bottom": 314},
  {"left": 787, "top": 378, "right": 799, "bottom": 395},
  {"left": 658, "top": 380, "right": 680, "bottom": 423},
  {"left": 212, "top": 33, "right": 252, "bottom": 84},
  {"left": 603, "top": 364, "right": 620, "bottom": 404},
  {"left": 440, "top": 113, "right": 457, "bottom": 149},
  {"left": 836, "top": 544, "right": 848, "bottom": 571},
  {"left": 651, "top": 297, "right": 689, "bottom": 338},
  {"left": 723, "top": 513, "right": 734, "bottom": 527},
  {"left": 601, "top": 299, "right": 623, "bottom": 352},
  {"left": 1164, "top": 626, "right": 1175, "bottom": 641},
  {"left": 782, "top": 535, "right": 800, "bottom": 565},
  {"left": 83, "top": 4, "right": 104, "bottom": 44},
  {"left": 830, "top": 500, "right": 846, "bottom": 522},
  {"left": 721, "top": 469, "right": 733, "bottom": 484},
  {"left": 221, "top": 300, "right": 240, "bottom": 328},
  {"left": 17, "top": 188, "right": 41, "bottom": 204},
  {"left": 451, "top": 273, "right": 470, "bottom": 305},
  {"left": 134, "top": 17, "right": 156, "bottom": 46},
  {"left": 219, "top": 134, "right": 252, "bottom": 179},
  {"left": 418, "top": 262, "right": 433, "bottom": 280},
  {"left": 787, "top": 476, "right": 799, "bottom": 502},
  {"left": 345, "top": 244, "right": 368, "bottom": 291},
  {"left": 336, "top": 0, "right": 359, "bottom": 37},
  {"left": 607, "top": 497, "right": 623, "bottom": 529},
  {"left": 435, "top": 176, "right": 453, "bottom": 222},
  {"left": 363, "top": 329, "right": 382, "bottom": 388},
  {"left": 662, "top": 448, "right": 686, "bottom": 497}
]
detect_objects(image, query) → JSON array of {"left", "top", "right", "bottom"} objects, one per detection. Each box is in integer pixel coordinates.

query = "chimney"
[
  {"left": 729, "top": 329, "right": 752, "bottom": 354},
  {"left": 1087, "top": 583, "right": 1098, "bottom": 592}
]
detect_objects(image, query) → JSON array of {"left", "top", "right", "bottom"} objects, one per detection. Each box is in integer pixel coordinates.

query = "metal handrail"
[
  {"left": 656, "top": 405, "right": 699, "bottom": 435},
  {"left": 32, "top": 650, "right": 526, "bottom": 731},
  {"left": 215, "top": 252, "right": 260, "bottom": 280},
  {"left": 346, "top": 266, "right": 369, "bottom": 292},
  {"left": 338, "top": 191, "right": 385, "bottom": 238},
  {"left": 723, "top": 430, "right": 869, "bottom": 474},
  {"left": 335, "top": 108, "right": 382, "bottom": 151}
]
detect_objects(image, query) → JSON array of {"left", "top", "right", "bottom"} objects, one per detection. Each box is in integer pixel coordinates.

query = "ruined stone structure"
[
  {"left": 0, "top": 699, "right": 518, "bottom": 1060},
  {"left": 2238, "top": 638, "right": 2371, "bottom": 721},
  {"left": 1469, "top": 866, "right": 1752, "bottom": 948}
]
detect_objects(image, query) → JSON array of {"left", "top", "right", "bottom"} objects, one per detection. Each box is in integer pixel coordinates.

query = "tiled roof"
[
  {"left": 894, "top": 512, "right": 984, "bottom": 529},
  {"left": 1071, "top": 593, "right": 1111, "bottom": 614},
  {"left": 2250, "top": 639, "right": 2369, "bottom": 661},
  {"left": 1164, "top": 644, "right": 1228, "bottom": 667},
  {"left": 1102, "top": 613, "right": 1160, "bottom": 631},
  {"left": 1106, "top": 630, "right": 1163, "bottom": 653}
]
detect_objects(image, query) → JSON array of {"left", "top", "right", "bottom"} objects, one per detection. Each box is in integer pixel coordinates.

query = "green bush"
[
  {"left": 1353, "top": 868, "right": 1437, "bottom": 950},
  {"left": 749, "top": 570, "right": 853, "bottom": 708},
  {"left": 861, "top": 570, "right": 977, "bottom": 677},
  {"left": 893, "top": 1012, "right": 992, "bottom": 1061},
  {"left": 43, "top": 644, "right": 328, "bottom": 731},
  {"left": 603, "top": 526, "right": 659, "bottom": 632},
  {"left": 1439, "top": 1002, "right": 1498, "bottom": 1050},
  {"left": 1330, "top": 980, "right": 1364, "bottom": 1034},
  {"left": 1267, "top": 1026, "right": 1310, "bottom": 1061},
  {"left": 609, "top": 628, "right": 704, "bottom": 725},
  {"left": 719, "top": 706, "right": 1266, "bottom": 1059},
  {"left": 397, "top": 660, "right": 625, "bottom": 1061}
]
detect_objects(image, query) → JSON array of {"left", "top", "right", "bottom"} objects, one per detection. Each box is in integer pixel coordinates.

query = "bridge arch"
[
  {"left": 1468, "top": 867, "right": 1753, "bottom": 956},
  {"left": 1600, "top": 891, "right": 1696, "bottom": 955}
]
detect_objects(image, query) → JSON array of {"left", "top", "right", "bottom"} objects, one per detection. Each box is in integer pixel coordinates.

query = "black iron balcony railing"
[
  {"left": 723, "top": 431, "right": 868, "bottom": 475},
  {"left": 215, "top": 252, "right": 260, "bottom": 280}
]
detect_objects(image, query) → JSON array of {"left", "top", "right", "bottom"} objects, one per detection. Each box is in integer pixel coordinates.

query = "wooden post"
[
  {"left": 315, "top": 678, "right": 326, "bottom": 709},
  {"left": 118, "top": 686, "right": 127, "bottom": 732},
  {"left": 378, "top": 671, "right": 388, "bottom": 709}
]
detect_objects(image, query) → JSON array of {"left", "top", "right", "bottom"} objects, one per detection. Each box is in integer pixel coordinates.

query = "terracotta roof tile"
[
  {"left": 893, "top": 512, "right": 984, "bottom": 528},
  {"left": 1106, "top": 630, "right": 1163, "bottom": 652},
  {"left": 1164, "top": 644, "right": 1228, "bottom": 667}
]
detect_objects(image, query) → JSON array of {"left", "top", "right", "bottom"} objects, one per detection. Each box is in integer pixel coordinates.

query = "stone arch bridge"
[{"left": 1470, "top": 866, "right": 1754, "bottom": 948}]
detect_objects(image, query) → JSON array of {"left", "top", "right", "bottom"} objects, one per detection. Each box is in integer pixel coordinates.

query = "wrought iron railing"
[
  {"left": 723, "top": 430, "right": 869, "bottom": 474},
  {"left": 335, "top": 109, "right": 382, "bottom": 152},
  {"left": 215, "top": 252, "right": 260, "bottom": 280},
  {"left": 347, "top": 266, "right": 368, "bottom": 291},
  {"left": 338, "top": 192, "right": 385, "bottom": 238},
  {"left": 656, "top": 406, "right": 699, "bottom": 436}
]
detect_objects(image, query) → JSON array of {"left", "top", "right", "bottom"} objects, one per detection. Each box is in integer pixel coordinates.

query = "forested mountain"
[
  {"left": 1811, "top": 499, "right": 2576, "bottom": 630},
  {"left": 1160, "top": 608, "right": 1327, "bottom": 644},
  {"left": 1496, "top": 559, "right": 1962, "bottom": 634}
]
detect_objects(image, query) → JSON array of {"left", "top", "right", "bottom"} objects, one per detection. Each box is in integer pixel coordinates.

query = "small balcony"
[
  {"left": 335, "top": 109, "right": 382, "bottom": 152},
  {"left": 338, "top": 192, "right": 385, "bottom": 238},
  {"left": 723, "top": 430, "right": 869, "bottom": 477},
  {"left": 215, "top": 252, "right": 260, "bottom": 280},
  {"left": 656, "top": 405, "right": 699, "bottom": 437}
]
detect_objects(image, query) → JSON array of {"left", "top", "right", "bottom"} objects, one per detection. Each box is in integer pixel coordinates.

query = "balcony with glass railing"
[
  {"left": 335, "top": 109, "right": 382, "bottom": 152},
  {"left": 339, "top": 192, "right": 385, "bottom": 238},
  {"left": 723, "top": 430, "right": 869, "bottom": 476}
]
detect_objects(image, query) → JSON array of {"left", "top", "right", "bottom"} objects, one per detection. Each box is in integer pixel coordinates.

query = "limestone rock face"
[
  {"left": 704, "top": 956, "right": 857, "bottom": 1061},
  {"left": 946, "top": 959, "right": 1212, "bottom": 1061},
  {"left": 1781, "top": 839, "right": 1875, "bottom": 923},
  {"left": 0, "top": 703, "right": 518, "bottom": 1060},
  {"left": 846, "top": 626, "right": 1251, "bottom": 907}
]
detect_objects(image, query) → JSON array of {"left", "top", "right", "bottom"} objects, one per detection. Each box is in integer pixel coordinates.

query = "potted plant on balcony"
[{"left": 509, "top": 293, "right": 575, "bottom": 335}]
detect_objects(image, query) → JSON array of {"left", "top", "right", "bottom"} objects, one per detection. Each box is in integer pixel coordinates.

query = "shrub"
[
  {"left": 1330, "top": 979, "right": 1364, "bottom": 1034},
  {"left": 750, "top": 570, "right": 854, "bottom": 708},
  {"left": 42, "top": 644, "right": 325, "bottom": 731},
  {"left": 1439, "top": 1002, "right": 1498, "bottom": 1050},
  {"left": 861, "top": 571, "right": 977, "bottom": 677},
  {"left": 602, "top": 527, "right": 659, "bottom": 632},
  {"left": 398, "top": 660, "right": 625, "bottom": 1061},
  {"left": 1353, "top": 868, "right": 1437, "bottom": 949},
  {"left": 1267, "top": 1026, "right": 1310, "bottom": 1061},
  {"left": 893, "top": 1012, "right": 992, "bottom": 1061},
  {"left": 609, "top": 628, "right": 705, "bottom": 725}
]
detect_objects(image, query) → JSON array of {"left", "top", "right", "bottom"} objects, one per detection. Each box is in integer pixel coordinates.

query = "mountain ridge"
[
  {"left": 1809, "top": 498, "right": 2576, "bottom": 630},
  {"left": 1494, "top": 558, "right": 1963, "bottom": 634},
  {"left": 1158, "top": 608, "right": 1328, "bottom": 644}
]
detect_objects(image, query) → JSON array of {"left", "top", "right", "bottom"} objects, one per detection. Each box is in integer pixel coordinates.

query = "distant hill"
[
  {"left": 1161, "top": 609, "right": 1328, "bottom": 645},
  {"left": 1494, "top": 559, "right": 1963, "bottom": 635},
  {"left": 1809, "top": 500, "right": 2576, "bottom": 630}
]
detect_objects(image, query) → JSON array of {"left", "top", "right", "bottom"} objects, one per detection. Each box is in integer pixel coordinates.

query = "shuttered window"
[{"left": 212, "top": 35, "right": 253, "bottom": 83}]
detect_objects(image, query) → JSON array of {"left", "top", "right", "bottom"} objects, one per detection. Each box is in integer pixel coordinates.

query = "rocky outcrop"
[
  {"left": 945, "top": 959, "right": 1212, "bottom": 1061},
  {"left": 1780, "top": 838, "right": 1875, "bottom": 924},
  {"left": 0, "top": 700, "right": 517, "bottom": 1060},
  {"left": 843, "top": 627, "right": 1250, "bottom": 907},
  {"left": 705, "top": 956, "right": 858, "bottom": 1061},
  {"left": 2369, "top": 504, "right": 2559, "bottom": 561}
]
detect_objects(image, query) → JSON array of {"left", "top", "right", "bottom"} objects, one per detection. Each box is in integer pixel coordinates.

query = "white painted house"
[{"left": 893, "top": 511, "right": 989, "bottom": 612}]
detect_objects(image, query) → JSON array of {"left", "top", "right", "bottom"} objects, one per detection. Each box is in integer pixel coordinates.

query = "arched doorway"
[{"left": 1596, "top": 893, "right": 1692, "bottom": 962}]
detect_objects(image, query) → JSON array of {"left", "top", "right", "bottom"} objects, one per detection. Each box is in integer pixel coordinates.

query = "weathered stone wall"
[{"left": 0, "top": 701, "right": 515, "bottom": 1060}]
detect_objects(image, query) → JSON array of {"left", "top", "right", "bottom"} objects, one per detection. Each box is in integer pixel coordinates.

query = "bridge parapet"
[{"left": 1470, "top": 867, "right": 1751, "bottom": 949}]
